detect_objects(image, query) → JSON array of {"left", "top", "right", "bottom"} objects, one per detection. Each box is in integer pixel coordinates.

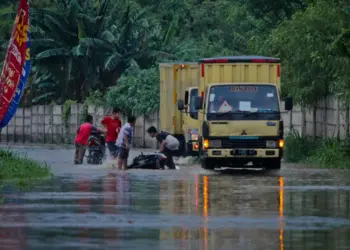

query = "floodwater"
[{"left": 1, "top": 146, "right": 350, "bottom": 249}]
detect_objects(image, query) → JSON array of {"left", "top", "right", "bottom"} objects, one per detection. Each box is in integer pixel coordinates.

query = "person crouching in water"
[
  {"left": 147, "top": 126, "right": 179, "bottom": 169},
  {"left": 74, "top": 114, "right": 105, "bottom": 164},
  {"left": 115, "top": 116, "right": 136, "bottom": 170}
]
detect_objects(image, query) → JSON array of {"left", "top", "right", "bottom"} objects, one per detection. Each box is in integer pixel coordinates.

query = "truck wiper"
[
  {"left": 209, "top": 110, "right": 279, "bottom": 117},
  {"left": 242, "top": 111, "right": 258, "bottom": 117},
  {"left": 210, "top": 111, "right": 239, "bottom": 116},
  {"left": 209, "top": 110, "right": 250, "bottom": 117}
]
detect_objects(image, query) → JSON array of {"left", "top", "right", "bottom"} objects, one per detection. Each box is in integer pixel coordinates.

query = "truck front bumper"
[{"left": 205, "top": 148, "right": 281, "bottom": 158}]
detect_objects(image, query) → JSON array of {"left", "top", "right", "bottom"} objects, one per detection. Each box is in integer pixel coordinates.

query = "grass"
[
  {"left": 0, "top": 148, "right": 52, "bottom": 189},
  {"left": 284, "top": 129, "right": 350, "bottom": 168}
]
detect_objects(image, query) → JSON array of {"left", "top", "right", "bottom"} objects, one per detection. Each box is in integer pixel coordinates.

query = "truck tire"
[
  {"left": 184, "top": 142, "right": 191, "bottom": 157},
  {"left": 176, "top": 135, "right": 186, "bottom": 157},
  {"left": 201, "top": 158, "right": 215, "bottom": 170},
  {"left": 266, "top": 158, "right": 281, "bottom": 170}
]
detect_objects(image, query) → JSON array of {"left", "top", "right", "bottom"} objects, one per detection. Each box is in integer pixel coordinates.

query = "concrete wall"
[
  {"left": 0, "top": 96, "right": 349, "bottom": 148},
  {"left": 0, "top": 104, "right": 160, "bottom": 148}
]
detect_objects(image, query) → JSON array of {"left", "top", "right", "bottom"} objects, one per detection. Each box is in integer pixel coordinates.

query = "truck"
[
  {"left": 177, "top": 56, "right": 293, "bottom": 169},
  {"left": 159, "top": 62, "right": 200, "bottom": 156}
]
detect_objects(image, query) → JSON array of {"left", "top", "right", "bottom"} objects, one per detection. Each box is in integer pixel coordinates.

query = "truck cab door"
[
  {"left": 182, "top": 89, "right": 190, "bottom": 142},
  {"left": 184, "top": 88, "right": 199, "bottom": 148}
]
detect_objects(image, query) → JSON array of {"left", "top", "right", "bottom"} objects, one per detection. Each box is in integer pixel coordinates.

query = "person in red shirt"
[
  {"left": 101, "top": 107, "right": 122, "bottom": 160},
  {"left": 74, "top": 115, "right": 105, "bottom": 164}
]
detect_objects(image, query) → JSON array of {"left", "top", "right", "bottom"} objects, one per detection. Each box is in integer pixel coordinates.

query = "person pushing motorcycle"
[
  {"left": 74, "top": 115, "right": 105, "bottom": 164},
  {"left": 147, "top": 126, "right": 179, "bottom": 169}
]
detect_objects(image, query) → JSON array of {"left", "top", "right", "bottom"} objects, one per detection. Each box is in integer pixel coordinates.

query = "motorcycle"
[
  {"left": 86, "top": 132, "right": 106, "bottom": 164},
  {"left": 127, "top": 152, "right": 169, "bottom": 170}
]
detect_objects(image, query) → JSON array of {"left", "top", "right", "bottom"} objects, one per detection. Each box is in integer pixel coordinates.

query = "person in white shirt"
[
  {"left": 147, "top": 126, "right": 179, "bottom": 169},
  {"left": 115, "top": 116, "right": 136, "bottom": 170}
]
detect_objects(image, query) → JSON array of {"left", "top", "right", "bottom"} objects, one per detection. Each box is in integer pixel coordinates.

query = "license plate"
[
  {"left": 139, "top": 160, "right": 146, "bottom": 165},
  {"left": 233, "top": 149, "right": 257, "bottom": 156}
]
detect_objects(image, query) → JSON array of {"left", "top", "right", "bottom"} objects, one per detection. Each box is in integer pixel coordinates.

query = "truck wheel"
[
  {"left": 266, "top": 158, "right": 281, "bottom": 170},
  {"left": 185, "top": 142, "right": 192, "bottom": 157},
  {"left": 201, "top": 158, "right": 215, "bottom": 170},
  {"left": 176, "top": 135, "right": 186, "bottom": 157}
]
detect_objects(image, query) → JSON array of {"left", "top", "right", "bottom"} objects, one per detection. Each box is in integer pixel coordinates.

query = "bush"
[
  {"left": 284, "top": 129, "right": 350, "bottom": 168},
  {"left": 105, "top": 67, "right": 160, "bottom": 116},
  {"left": 0, "top": 148, "right": 52, "bottom": 188},
  {"left": 284, "top": 129, "right": 319, "bottom": 162}
]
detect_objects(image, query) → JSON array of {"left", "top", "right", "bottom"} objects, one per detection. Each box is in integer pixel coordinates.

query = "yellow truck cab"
[
  {"left": 159, "top": 62, "right": 200, "bottom": 156},
  {"left": 179, "top": 86, "right": 201, "bottom": 155},
  {"left": 189, "top": 56, "right": 293, "bottom": 170}
]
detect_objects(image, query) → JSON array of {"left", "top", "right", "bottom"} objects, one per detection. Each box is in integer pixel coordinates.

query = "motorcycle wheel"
[{"left": 92, "top": 157, "right": 98, "bottom": 165}]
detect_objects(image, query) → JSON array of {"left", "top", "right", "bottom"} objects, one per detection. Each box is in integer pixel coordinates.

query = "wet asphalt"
[{"left": 1, "top": 145, "right": 350, "bottom": 250}]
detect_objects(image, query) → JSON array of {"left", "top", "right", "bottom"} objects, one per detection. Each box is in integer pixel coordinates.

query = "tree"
[
  {"left": 29, "top": 0, "right": 113, "bottom": 103},
  {"left": 104, "top": 66, "right": 159, "bottom": 116},
  {"left": 242, "top": 0, "right": 312, "bottom": 27},
  {"left": 261, "top": 0, "right": 348, "bottom": 106}
]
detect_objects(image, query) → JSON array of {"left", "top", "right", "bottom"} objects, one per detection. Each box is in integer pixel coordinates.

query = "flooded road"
[{"left": 1, "top": 146, "right": 350, "bottom": 249}]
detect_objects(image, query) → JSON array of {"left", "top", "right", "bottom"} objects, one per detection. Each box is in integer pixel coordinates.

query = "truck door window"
[
  {"left": 184, "top": 90, "right": 189, "bottom": 115},
  {"left": 189, "top": 89, "right": 198, "bottom": 119}
]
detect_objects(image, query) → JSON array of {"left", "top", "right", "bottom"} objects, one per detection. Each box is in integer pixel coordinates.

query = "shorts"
[
  {"left": 117, "top": 147, "right": 129, "bottom": 159},
  {"left": 107, "top": 142, "right": 119, "bottom": 157}
]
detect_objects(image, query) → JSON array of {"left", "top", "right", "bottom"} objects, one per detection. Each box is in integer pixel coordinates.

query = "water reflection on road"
[{"left": 1, "top": 158, "right": 350, "bottom": 249}]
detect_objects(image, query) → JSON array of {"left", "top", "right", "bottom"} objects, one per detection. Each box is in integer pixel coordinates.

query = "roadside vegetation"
[
  {"left": 0, "top": 148, "right": 52, "bottom": 189},
  {"left": 284, "top": 130, "right": 350, "bottom": 168},
  {"left": 1, "top": 0, "right": 350, "bottom": 166}
]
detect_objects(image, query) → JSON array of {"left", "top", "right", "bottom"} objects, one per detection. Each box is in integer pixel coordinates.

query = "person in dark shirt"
[{"left": 147, "top": 126, "right": 179, "bottom": 169}]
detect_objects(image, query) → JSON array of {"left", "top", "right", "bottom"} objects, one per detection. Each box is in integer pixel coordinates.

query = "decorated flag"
[{"left": 0, "top": 0, "right": 30, "bottom": 128}]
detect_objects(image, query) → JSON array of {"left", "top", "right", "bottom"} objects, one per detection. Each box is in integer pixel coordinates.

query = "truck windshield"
[{"left": 207, "top": 84, "right": 280, "bottom": 121}]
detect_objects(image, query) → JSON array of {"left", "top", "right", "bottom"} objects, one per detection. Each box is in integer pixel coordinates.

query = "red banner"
[{"left": 0, "top": 0, "right": 29, "bottom": 121}]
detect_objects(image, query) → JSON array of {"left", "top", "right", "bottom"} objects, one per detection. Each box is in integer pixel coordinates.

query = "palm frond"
[
  {"left": 104, "top": 52, "right": 123, "bottom": 71},
  {"left": 79, "top": 37, "right": 114, "bottom": 51},
  {"left": 35, "top": 48, "right": 72, "bottom": 60}
]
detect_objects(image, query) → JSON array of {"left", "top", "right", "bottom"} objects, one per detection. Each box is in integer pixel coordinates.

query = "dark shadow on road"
[{"left": 213, "top": 167, "right": 282, "bottom": 177}]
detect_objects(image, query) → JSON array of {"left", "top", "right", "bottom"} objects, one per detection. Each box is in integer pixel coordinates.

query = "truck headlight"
[
  {"left": 266, "top": 140, "right": 277, "bottom": 148},
  {"left": 210, "top": 140, "right": 221, "bottom": 148}
]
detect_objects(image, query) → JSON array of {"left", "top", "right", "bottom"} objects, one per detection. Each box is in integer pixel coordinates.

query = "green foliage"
[
  {"left": 243, "top": 0, "right": 311, "bottom": 27},
  {"left": 62, "top": 99, "right": 76, "bottom": 125},
  {"left": 61, "top": 99, "right": 76, "bottom": 143},
  {"left": 80, "top": 103, "right": 89, "bottom": 123},
  {"left": 258, "top": 0, "right": 350, "bottom": 106},
  {"left": 0, "top": 148, "right": 52, "bottom": 188},
  {"left": 105, "top": 67, "right": 159, "bottom": 116},
  {"left": 1, "top": 0, "right": 350, "bottom": 109},
  {"left": 284, "top": 129, "right": 319, "bottom": 162},
  {"left": 285, "top": 130, "right": 350, "bottom": 168},
  {"left": 85, "top": 90, "right": 107, "bottom": 107}
]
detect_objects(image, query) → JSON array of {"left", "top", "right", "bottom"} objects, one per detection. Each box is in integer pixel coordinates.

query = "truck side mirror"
[
  {"left": 195, "top": 96, "right": 203, "bottom": 110},
  {"left": 184, "top": 91, "right": 189, "bottom": 105},
  {"left": 178, "top": 99, "right": 184, "bottom": 110},
  {"left": 284, "top": 96, "right": 293, "bottom": 111}
]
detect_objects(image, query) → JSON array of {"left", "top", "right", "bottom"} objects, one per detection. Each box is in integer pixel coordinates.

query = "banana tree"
[{"left": 27, "top": 0, "right": 111, "bottom": 103}]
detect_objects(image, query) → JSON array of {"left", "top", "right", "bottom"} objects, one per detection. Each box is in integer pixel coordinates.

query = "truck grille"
[{"left": 220, "top": 139, "right": 267, "bottom": 149}]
